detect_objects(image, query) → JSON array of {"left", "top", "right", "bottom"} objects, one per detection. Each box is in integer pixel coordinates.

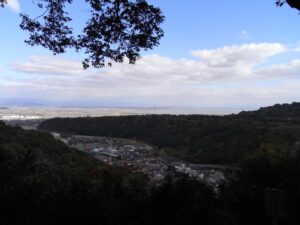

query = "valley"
[{"left": 53, "top": 133, "right": 231, "bottom": 187}]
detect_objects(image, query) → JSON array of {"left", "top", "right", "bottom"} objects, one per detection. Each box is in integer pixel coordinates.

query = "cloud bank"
[{"left": 3, "top": 43, "right": 300, "bottom": 107}]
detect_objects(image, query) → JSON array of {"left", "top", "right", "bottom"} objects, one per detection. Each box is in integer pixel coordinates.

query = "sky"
[{"left": 0, "top": 0, "right": 300, "bottom": 108}]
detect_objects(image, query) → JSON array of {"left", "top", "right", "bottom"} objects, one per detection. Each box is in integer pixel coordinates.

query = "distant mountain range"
[
  {"left": 0, "top": 98, "right": 152, "bottom": 108},
  {"left": 0, "top": 98, "right": 54, "bottom": 107},
  {"left": 0, "top": 98, "right": 258, "bottom": 109}
]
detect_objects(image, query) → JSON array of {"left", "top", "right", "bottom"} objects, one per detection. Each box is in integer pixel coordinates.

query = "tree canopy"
[{"left": 0, "top": 0, "right": 164, "bottom": 69}]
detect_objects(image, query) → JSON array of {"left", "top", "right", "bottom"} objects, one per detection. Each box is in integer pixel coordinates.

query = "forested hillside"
[
  {"left": 0, "top": 121, "right": 147, "bottom": 225},
  {"left": 2, "top": 103, "right": 300, "bottom": 225},
  {"left": 38, "top": 102, "right": 300, "bottom": 164},
  {"left": 0, "top": 121, "right": 236, "bottom": 225}
]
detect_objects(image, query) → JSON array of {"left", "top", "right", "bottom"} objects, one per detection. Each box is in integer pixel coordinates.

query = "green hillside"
[
  {"left": 2, "top": 101, "right": 300, "bottom": 225},
  {"left": 0, "top": 121, "right": 236, "bottom": 225},
  {"left": 0, "top": 121, "right": 150, "bottom": 225},
  {"left": 38, "top": 102, "right": 300, "bottom": 165}
]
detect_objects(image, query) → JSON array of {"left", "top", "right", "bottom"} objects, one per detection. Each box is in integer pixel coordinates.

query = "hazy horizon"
[
  {"left": 0, "top": 97, "right": 292, "bottom": 109},
  {"left": 1, "top": 98, "right": 297, "bottom": 121},
  {"left": 0, "top": 105, "right": 258, "bottom": 121}
]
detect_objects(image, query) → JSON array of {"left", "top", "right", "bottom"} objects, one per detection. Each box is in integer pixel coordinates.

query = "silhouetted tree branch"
[
  {"left": 0, "top": 0, "right": 7, "bottom": 8},
  {"left": 1, "top": 0, "right": 164, "bottom": 69},
  {"left": 276, "top": 0, "right": 300, "bottom": 11}
]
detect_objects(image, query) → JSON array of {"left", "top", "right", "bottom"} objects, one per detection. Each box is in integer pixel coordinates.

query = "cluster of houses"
[{"left": 53, "top": 133, "right": 229, "bottom": 187}]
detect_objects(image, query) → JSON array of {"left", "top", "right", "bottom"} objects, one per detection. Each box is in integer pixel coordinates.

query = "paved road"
[{"left": 189, "top": 163, "right": 240, "bottom": 171}]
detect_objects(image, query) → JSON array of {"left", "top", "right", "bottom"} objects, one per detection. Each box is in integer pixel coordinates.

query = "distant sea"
[{"left": 0, "top": 106, "right": 254, "bottom": 121}]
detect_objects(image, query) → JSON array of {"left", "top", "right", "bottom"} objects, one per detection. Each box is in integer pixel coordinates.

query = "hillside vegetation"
[
  {"left": 0, "top": 121, "right": 235, "bottom": 225},
  {"left": 0, "top": 121, "right": 146, "bottom": 225},
  {"left": 38, "top": 102, "right": 300, "bottom": 165},
  {"left": 2, "top": 102, "right": 300, "bottom": 224}
]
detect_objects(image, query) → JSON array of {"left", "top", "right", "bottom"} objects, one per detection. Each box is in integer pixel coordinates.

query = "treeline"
[{"left": 38, "top": 102, "right": 300, "bottom": 164}]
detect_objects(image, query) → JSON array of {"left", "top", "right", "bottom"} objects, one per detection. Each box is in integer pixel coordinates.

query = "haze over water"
[{"left": 0, "top": 106, "right": 251, "bottom": 121}]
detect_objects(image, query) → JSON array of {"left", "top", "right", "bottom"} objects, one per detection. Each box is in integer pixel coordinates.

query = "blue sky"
[{"left": 1, "top": 0, "right": 300, "bottom": 108}]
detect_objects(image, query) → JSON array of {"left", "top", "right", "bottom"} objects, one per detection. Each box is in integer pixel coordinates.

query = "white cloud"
[
  {"left": 12, "top": 56, "right": 84, "bottom": 76},
  {"left": 5, "top": 42, "right": 300, "bottom": 107},
  {"left": 190, "top": 43, "right": 285, "bottom": 66},
  {"left": 12, "top": 43, "right": 287, "bottom": 82},
  {"left": 7, "top": 0, "right": 20, "bottom": 13},
  {"left": 256, "top": 59, "right": 300, "bottom": 79}
]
